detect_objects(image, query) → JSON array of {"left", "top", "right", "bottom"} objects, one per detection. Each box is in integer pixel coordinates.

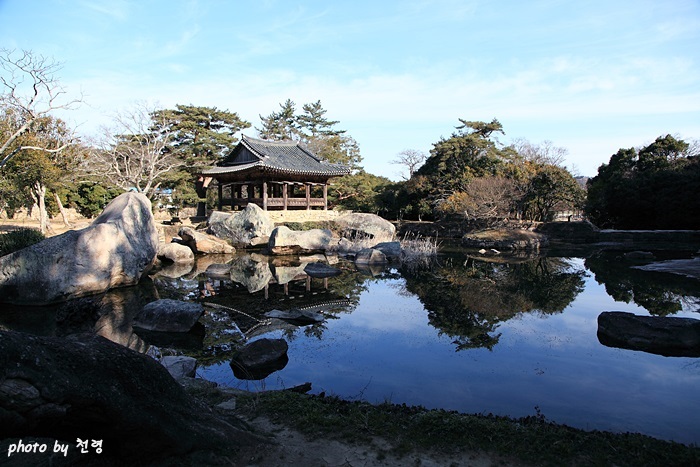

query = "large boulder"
[
  {"left": 0, "top": 192, "right": 158, "bottom": 305},
  {"left": 268, "top": 226, "right": 333, "bottom": 255},
  {"left": 597, "top": 311, "right": 700, "bottom": 357},
  {"left": 178, "top": 226, "right": 234, "bottom": 254},
  {"left": 207, "top": 204, "right": 274, "bottom": 247},
  {"left": 336, "top": 213, "right": 396, "bottom": 245},
  {"left": 133, "top": 299, "right": 204, "bottom": 332},
  {"left": 0, "top": 331, "right": 262, "bottom": 462}
]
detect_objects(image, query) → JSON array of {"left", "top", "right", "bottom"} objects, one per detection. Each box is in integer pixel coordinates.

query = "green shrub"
[{"left": 0, "top": 228, "right": 45, "bottom": 256}]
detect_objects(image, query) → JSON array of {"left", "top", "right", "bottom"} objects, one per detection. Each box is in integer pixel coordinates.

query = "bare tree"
[
  {"left": 0, "top": 49, "right": 80, "bottom": 168},
  {"left": 391, "top": 149, "right": 427, "bottom": 180},
  {"left": 437, "top": 176, "right": 516, "bottom": 226},
  {"left": 511, "top": 137, "right": 568, "bottom": 167},
  {"left": 86, "top": 102, "right": 182, "bottom": 200}
]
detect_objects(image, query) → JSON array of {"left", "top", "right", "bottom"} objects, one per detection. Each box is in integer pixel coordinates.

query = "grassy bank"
[{"left": 234, "top": 390, "right": 699, "bottom": 466}]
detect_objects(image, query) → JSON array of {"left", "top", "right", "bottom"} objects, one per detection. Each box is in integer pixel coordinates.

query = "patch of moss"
[{"left": 237, "top": 391, "right": 699, "bottom": 466}]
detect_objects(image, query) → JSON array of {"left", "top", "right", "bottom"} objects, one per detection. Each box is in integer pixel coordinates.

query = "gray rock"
[
  {"left": 0, "top": 331, "right": 261, "bottom": 462},
  {"left": 373, "top": 241, "right": 402, "bottom": 260},
  {"left": 264, "top": 308, "right": 325, "bottom": 325},
  {"left": 0, "top": 192, "right": 158, "bottom": 305},
  {"left": 207, "top": 204, "right": 274, "bottom": 247},
  {"left": 355, "top": 248, "right": 387, "bottom": 265},
  {"left": 304, "top": 262, "right": 342, "bottom": 278},
  {"left": 597, "top": 311, "right": 700, "bottom": 357},
  {"left": 178, "top": 226, "right": 234, "bottom": 254},
  {"left": 157, "top": 242, "right": 195, "bottom": 263},
  {"left": 336, "top": 212, "right": 396, "bottom": 245},
  {"left": 230, "top": 338, "right": 289, "bottom": 380},
  {"left": 161, "top": 355, "right": 197, "bottom": 379},
  {"left": 268, "top": 226, "right": 333, "bottom": 255},
  {"left": 133, "top": 299, "right": 204, "bottom": 332}
]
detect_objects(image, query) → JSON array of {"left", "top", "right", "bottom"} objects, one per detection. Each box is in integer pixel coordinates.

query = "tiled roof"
[{"left": 202, "top": 135, "right": 351, "bottom": 177}]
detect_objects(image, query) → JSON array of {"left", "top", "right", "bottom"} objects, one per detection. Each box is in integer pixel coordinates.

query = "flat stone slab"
[
  {"left": 598, "top": 311, "right": 700, "bottom": 357},
  {"left": 632, "top": 257, "right": 700, "bottom": 280},
  {"left": 264, "top": 308, "right": 325, "bottom": 325},
  {"left": 304, "top": 262, "right": 342, "bottom": 278},
  {"left": 133, "top": 299, "right": 204, "bottom": 333}
]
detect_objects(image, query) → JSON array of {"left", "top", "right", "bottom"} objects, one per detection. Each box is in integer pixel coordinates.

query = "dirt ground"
[{"left": 240, "top": 416, "right": 507, "bottom": 467}]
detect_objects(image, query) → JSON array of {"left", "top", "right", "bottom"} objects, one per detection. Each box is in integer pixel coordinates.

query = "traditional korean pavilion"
[{"left": 196, "top": 135, "right": 351, "bottom": 211}]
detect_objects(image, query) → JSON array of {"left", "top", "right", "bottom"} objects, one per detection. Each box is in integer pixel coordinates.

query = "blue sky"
[{"left": 1, "top": 0, "right": 698, "bottom": 178}]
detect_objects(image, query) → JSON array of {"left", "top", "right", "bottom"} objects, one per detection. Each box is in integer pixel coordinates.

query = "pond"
[
  {"left": 161, "top": 246, "right": 700, "bottom": 446},
  {"left": 3, "top": 245, "right": 700, "bottom": 445}
]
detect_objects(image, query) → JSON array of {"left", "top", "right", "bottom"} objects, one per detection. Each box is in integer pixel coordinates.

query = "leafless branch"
[{"left": 0, "top": 48, "right": 82, "bottom": 167}]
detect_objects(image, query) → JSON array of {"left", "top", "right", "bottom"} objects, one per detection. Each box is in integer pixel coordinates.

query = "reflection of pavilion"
[{"left": 201, "top": 253, "right": 356, "bottom": 316}]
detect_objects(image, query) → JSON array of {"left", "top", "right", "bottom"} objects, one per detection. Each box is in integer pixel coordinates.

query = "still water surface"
[{"left": 175, "top": 249, "right": 700, "bottom": 445}]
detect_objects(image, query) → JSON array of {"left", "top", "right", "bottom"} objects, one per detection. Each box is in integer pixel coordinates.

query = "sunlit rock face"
[
  {"left": 207, "top": 204, "right": 274, "bottom": 247},
  {"left": 336, "top": 212, "right": 396, "bottom": 245},
  {"left": 268, "top": 226, "right": 333, "bottom": 255},
  {"left": 0, "top": 193, "right": 158, "bottom": 305}
]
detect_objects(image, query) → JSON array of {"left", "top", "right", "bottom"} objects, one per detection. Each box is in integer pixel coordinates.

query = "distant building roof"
[{"left": 201, "top": 135, "right": 351, "bottom": 178}]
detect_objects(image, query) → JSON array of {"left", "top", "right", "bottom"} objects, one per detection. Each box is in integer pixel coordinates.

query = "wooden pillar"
[
  {"left": 234, "top": 184, "right": 242, "bottom": 211},
  {"left": 262, "top": 181, "right": 268, "bottom": 210},
  {"left": 323, "top": 183, "right": 328, "bottom": 211},
  {"left": 305, "top": 183, "right": 310, "bottom": 210},
  {"left": 247, "top": 184, "right": 254, "bottom": 199},
  {"left": 282, "top": 183, "right": 288, "bottom": 210},
  {"left": 217, "top": 183, "right": 223, "bottom": 211}
]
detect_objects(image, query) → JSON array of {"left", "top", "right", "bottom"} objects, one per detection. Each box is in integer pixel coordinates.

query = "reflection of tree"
[
  {"left": 400, "top": 255, "right": 586, "bottom": 351},
  {"left": 585, "top": 252, "right": 700, "bottom": 316}
]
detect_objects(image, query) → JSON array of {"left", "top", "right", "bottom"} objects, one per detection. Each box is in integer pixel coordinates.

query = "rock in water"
[
  {"left": 598, "top": 311, "right": 700, "bottom": 357},
  {"left": 230, "top": 338, "right": 289, "bottom": 380},
  {"left": 0, "top": 331, "right": 261, "bottom": 462},
  {"left": 0, "top": 193, "right": 158, "bottom": 305},
  {"left": 304, "top": 262, "right": 342, "bottom": 278},
  {"left": 133, "top": 299, "right": 204, "bottom": 332},
  {"left": 355, "top": 248, "right": 388, "bottom": 265},
  {"left": 157, "top": 242, "right": 195, "bottom": 264}
]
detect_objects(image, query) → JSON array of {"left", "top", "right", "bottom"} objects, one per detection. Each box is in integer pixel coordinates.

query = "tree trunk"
[
  {"left": 31, "top": 181, "right": 50, "bottom": 234},
  {"left": 54, "top": 191, "right": 73, "bottom": 228}
]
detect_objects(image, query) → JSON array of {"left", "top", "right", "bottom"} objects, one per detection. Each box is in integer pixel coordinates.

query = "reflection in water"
[
  {"left": 585, "top": 251, "right": 700, "bottom": 316},
  {"left": 3, "top": 247, "right": 700, "bottom": 444},
  {"left": 399, "top": 254, "right": 587, "bottom": 350}
]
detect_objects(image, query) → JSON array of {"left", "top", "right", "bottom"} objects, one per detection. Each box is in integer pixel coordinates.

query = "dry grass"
[{"left": 400, "top": 234, "right": 439, "bottom": 267}]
